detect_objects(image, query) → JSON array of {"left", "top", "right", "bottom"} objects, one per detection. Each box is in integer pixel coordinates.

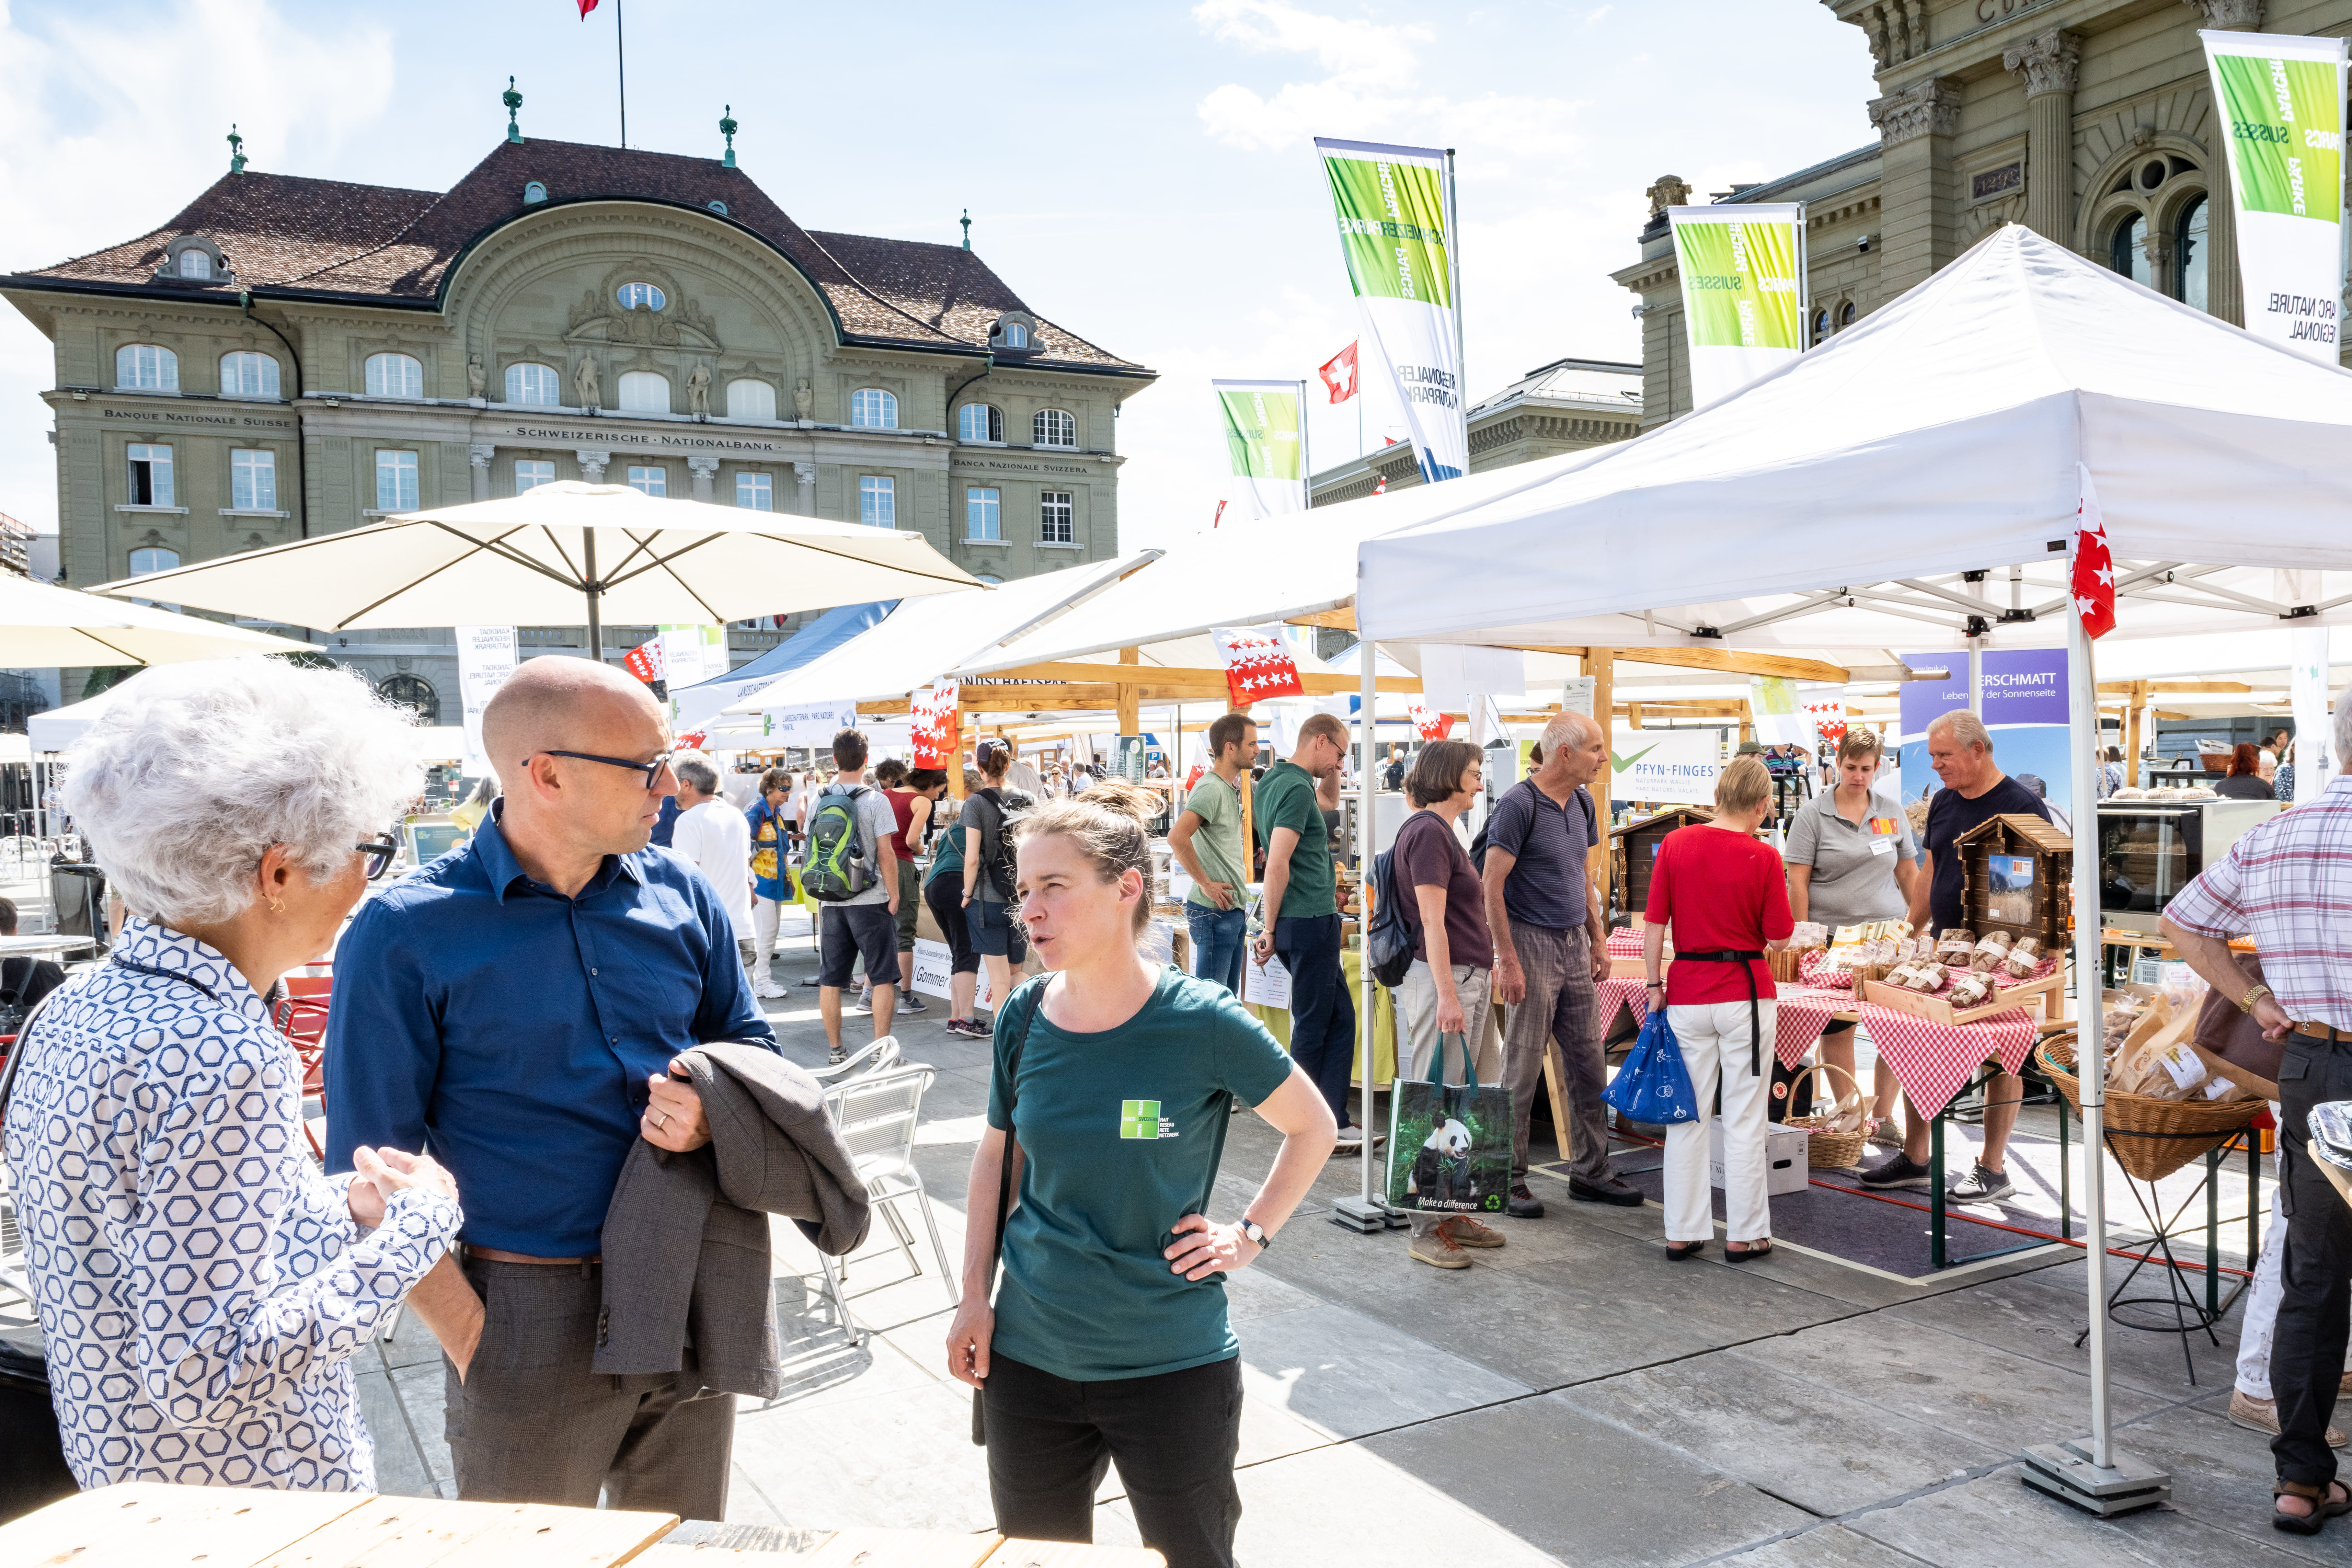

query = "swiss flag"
[
  {"left": 1372, "top": 473, "right": 1387, "bottom": 495},
  {"left": 1210, "top": 627, "right": 1306, "bottom": 708},
  {"left": 2071, "top": 464, "right": 2115, "bottom": 640},
  {"left": 623, "top": 638, "right": 665, "bottom": 684},
  {"left": 577, "top": 0, "right": 598, "bottom": 14},
  {"left": 1318, "top": 342, "right": 1359, "bottom": 404},
  {"left": 1406, "top": 698, "right": 1453, "bottom": 741}
]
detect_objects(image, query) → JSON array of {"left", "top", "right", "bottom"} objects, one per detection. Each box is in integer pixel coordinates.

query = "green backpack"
[{"left": 801, "top": 784, "right": 879, "bottom": 902}]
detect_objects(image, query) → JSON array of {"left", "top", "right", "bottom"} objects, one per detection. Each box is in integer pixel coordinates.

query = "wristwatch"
[
  {"left": 2240, "top": 983, "right": 2274, "bottom": 1015},
  {"left": 1239, "top": 1219, "right": 1271, "bottom": 1252}
]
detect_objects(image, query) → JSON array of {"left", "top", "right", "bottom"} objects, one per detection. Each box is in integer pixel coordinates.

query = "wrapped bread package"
[
  {"left": 1904, "top": 962, "right": 1948, "bottom": 993},
  {"left": 1948, "top": 972, "right": 1996, "bottom": 1009},
  {"left": 1935, "top": 928, "right": 1976, "bottom": 963},
  {"left": 1969, "top": 930, "right": 2014, "bottom": 972},
  {"left": 2004, "top": 936, "right": 2047, "bottom": 978},
  {"left": 1884, "top": 964, "right": 1923, "bottom": 991}
]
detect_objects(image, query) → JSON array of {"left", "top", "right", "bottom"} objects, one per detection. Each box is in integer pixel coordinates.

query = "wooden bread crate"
[
  {"left": 1953, "top": 812, "right": 2074, "bottom": 952},
  {"left": 1861, "top": 966, "right": 2064, "bottom": 1026}
]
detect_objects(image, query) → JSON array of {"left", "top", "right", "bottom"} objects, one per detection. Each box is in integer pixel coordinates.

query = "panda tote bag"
[{"left": 1385, "top": 1032, "right": 1514, "bottom": 1215}]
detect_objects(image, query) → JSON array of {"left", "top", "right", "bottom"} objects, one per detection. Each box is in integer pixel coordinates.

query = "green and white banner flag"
[
  {"left": 1666, "top": 204, "right": 1804, "bottom": 409},
  {"left": 2200, "top": 30, "right": 2347, "bottom": 362},
  {"left": 1315, "top": 137, "right": 1465, "bottom": 483},
  {"left": 1212, "top": 379, "right": 1305, "bottom": 519}
]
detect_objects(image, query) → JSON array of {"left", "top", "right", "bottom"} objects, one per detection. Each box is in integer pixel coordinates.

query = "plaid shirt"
[{"left": 2164, "top": 775, "right": 2352, "bottom": 1031}]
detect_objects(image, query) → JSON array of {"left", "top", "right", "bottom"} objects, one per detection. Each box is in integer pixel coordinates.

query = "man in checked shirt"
[{"left": 2164, "top": 684, "right": 2352, "bottom": 1533}]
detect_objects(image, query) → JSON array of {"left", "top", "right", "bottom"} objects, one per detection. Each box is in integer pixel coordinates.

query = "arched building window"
[
  {"left": 219, "top": 351, "right": 280, "bottom": 398},
  {"left": 850, "top": 388, "right": 898, "bottom": 428},
  {"left": 378, "top": 673, "right": 440, "bottom": 723},
  {"left": 116, "top": 344, "right": 179, "bottom": 390},
  {"left": 2108, "top": 213, "right": 2149, "bottom": 287},
  {"left": 959, "top": 404, "right": 1003, "bottom": 443},
  {"left": 2173, "top": 196, "right": 2208, "bottom": 312},
  {"left": 367, "top": 353, "right": 424, "bottom": 398},
  {"left": 1033, "top": 408, "right": 1076, "bottom": 448},
  {"left": 506, "top": 362, "right": 560, "bottom": 405},
  {"left": 727, "top": 379, "right": 776, "bottom": 420},
  {"left": 618, "top": 371, "right": 670, "bottom": 414}
]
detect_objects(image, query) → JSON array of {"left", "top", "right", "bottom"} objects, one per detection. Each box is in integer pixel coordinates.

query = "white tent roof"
[
  {"left": 725, "top": 553, "right": 1153, "bottom": 713},
  {"left": 29, "top": 665, "right": 474, "bottom": 757},
  {"left": 1358, "top": 226, "right": 2352, "bottom": 650}
]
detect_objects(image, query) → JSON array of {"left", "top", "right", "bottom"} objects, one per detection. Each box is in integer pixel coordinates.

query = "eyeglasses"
[
  {"left": 356, "top": 837, "right": 401, "bottom": 881},
  {"left": 533, "top": 749, "right": 676, "bottom": 790}
]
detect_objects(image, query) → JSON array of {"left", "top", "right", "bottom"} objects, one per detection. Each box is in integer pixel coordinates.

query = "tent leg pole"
[
  {"left": 1967, "top": 637, "right": 1983, "bottom": 720},
  {"left": 584, "top": 533, "right": 602, "bottom": 666},
  {"left": 1332, "top": 631, "right": 1392, "bottom": 1233}
]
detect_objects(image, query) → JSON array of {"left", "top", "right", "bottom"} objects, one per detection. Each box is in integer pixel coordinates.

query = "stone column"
[
  {"left": 687, "top": 455, "right": 720, "bottom": 503},
  {"left": 1867, "top": 77, "right": 1961, "bottom": 298},
  {"left": 793, "top": 460, "right": 817, "bottom": 517},
  {"left": 2003, "top": 29, "right": 2080, "bottom": 246},
  {"left": 2185, "top": 0, "right": 2264, "bottom": 324},
  {"left": 576, "top": 447, "right": 610, "bottom": 483},
  {"left": 468, "top": 443, "right": 496, "bottom": 502}
]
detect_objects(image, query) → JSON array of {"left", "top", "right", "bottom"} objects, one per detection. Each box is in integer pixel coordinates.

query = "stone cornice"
[{"left": 2181, "top": 0, "right": 2262, "bottom": 28}]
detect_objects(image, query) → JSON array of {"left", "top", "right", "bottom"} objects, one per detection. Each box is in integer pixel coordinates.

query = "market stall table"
[
  {"left": 1594, "top": 978, "right": 1853, "bottom": 1072},
  {"left": 1245, "top": 947, "right": 1399, "bottom": 1087}
]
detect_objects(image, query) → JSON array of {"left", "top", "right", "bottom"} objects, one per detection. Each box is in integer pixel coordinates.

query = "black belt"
[{"left": 1676, "top": 950, "right": 1766, "bottom": 1077}]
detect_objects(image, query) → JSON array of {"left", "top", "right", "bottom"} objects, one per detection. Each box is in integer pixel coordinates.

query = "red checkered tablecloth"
[
  {"left": 1596, "top": 980, "right": 1851, "bottom": 1072},
  {"left": 1605, "top": 928, "right": 1647, "bottom": 960},
  {"left": 1857, "top": 1003, "right": 2038, "bottom": 1121}
]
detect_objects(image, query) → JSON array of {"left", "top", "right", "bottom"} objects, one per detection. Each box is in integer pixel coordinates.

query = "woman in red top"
[{"left": 1642, "top": 754, "right": 1793, "bottom": 1261}]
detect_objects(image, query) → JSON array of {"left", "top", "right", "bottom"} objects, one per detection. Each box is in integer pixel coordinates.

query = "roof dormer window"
[
  {"left": 524, "top": 181, "right": 548, "bottom": 204},
  {"left": 178, "top": 250, "right": 211, "bottom": 280},
  {"left": 155, "top": 234, "right": 232, "bottom": 287},
  {"left": 989, "top": 311, "right": 1039, "bottom": 353}
]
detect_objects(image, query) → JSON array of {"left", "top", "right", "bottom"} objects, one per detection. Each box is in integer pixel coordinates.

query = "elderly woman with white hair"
[{"left": 0, "top": 659, "right": 470, "bottom": 1492}]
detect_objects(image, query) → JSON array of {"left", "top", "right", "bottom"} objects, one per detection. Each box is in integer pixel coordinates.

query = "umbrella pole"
[{"left": 583, "top": 532, "right": 602, "bottom": 666}]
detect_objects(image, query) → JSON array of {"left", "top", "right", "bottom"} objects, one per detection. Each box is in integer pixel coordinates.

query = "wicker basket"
[
  {"left": 1784, "top": 1061, "right": 1871, "bottom": 1169},
  {"left": 2035, "top": 1035, "right": 2263, "bottom": 1182}
]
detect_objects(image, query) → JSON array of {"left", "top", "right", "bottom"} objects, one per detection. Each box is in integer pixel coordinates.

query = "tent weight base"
[
  {"left": 1329, "top": 1197, "right": 1411, "bottom": 1233},
  {"left": 2019, "top": 1440, "right": 2170, "bottom": 1517}
]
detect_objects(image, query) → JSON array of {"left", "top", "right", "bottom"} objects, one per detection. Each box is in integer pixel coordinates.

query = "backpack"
[
  {"left": 1469, "top": 779, "right": 1596, "bottom": 875},
  {"left": 973, "top": 787, "right": 1031, "bottom": 901},
  {"left": 1364, "top": 840, "right": 1414, "bottom": 988},
  {"left": 801, "top": 784, "right": 879, "bottom": 902}
]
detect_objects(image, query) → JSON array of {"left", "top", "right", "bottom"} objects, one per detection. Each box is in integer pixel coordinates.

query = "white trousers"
[
  {"left": 753, "top": 896, "right": 785, "bottom": 970},
  {"left": 2236, "top": 1182, "right": 2352, "bottom": 1399},
  {"left": 1663, "top": 1000, "right": 1778, "bottom": 1245}
]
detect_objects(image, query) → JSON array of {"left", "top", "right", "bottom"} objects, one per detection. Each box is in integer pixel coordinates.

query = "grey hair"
[
  {"left": 63, "top": 659, "right": 422, "bottom": 925},
  {"left": 672, "top": 752, "right": 719, "bottom": 797},
  {"left": 1540, "top": 710, "right": 1601, "bottom": 754},
  {"left": 1926, "top": 709, "right": 1994, "bottom": 754},
  {"left": 2333, "top": 679, "right": 2352, "bottom": 771}
]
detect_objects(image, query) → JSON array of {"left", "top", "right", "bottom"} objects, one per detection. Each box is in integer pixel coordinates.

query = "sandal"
[
  {"left": 2275, "top": 1479, "right": 2352, "bottom": 1535},
  {"left": 1724, "top": 1241, "right": 1774, "bottom": 1263},
  {"left": 1665, "top": 1241, "right": 1706, "bottom": 1261}
]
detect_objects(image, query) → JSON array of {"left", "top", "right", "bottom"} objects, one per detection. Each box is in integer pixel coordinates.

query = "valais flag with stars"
[
  {"left": 1318, "top": 342, "right": 1359, "bottom": 404},
  {"left": 2070, "top": 463, "right": 2115, "bottom": 640},
  {"left": 622, "top": 637, "right": 665, "bottom": 684},
  {"left": 1211, "top": 628, "right": 1306, "bottom": 707}
]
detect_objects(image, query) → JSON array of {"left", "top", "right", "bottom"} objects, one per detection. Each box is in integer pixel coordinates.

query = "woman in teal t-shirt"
[{"left": 946, "top": 780, "right": 1335, "bottom": 1568}]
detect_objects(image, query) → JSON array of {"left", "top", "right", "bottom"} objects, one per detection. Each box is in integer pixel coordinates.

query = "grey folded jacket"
[{"left": 594, "top": 1042, "right": 871, "bottom": 1397}]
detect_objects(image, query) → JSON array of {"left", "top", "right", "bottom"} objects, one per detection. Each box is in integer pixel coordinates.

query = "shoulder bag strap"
[{"left": 973, "top": 976, "right": 1046, "bottom": 1446}]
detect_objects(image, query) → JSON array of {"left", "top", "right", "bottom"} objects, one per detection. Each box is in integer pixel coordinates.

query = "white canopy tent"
[{"left": 1356, "top": 225, "right": 2352, "bottom": 1508}]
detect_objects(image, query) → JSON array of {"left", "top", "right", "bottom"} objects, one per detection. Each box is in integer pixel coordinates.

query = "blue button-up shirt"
[{"left": 325, "top": 807, "right": 777, "bottom": 1257}]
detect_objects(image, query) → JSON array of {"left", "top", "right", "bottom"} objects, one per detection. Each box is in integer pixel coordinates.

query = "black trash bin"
[
  {"left": 0, "top": 1323, "right": 76, "bottom": 1522},
  {"left": 49, "top": 862, "right": 105, "bottom": 946}
]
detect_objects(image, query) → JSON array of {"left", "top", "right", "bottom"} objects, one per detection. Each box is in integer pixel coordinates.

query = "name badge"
[{"left": 1870, "top": 838, "right": 1896, "bottom": 856}]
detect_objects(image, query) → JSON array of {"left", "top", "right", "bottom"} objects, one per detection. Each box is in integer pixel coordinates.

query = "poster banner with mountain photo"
[
  {"left": 1666, "top": 204, "right": 1804, "bottom": 409},
  {"left": 1315, "top": 137, "right": 1466, "bottom": 483},
  {"left": 2201, "top": 30, "right": 2348, "bottom": 361},
  {"left": 1212, "top": 380, "right": 1305, "bottom": 518}
]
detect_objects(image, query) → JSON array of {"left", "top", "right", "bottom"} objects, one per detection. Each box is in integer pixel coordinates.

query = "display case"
[{"left": 2096, "top": 797, "right": 2282, "bottom": 934}]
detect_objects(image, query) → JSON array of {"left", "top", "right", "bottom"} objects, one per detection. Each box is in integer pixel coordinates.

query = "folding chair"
[{"left": 814, "top": 1063, "right": 956, "bottom": 1345}]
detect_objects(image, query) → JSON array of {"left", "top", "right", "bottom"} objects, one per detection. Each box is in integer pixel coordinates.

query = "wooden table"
[{"left": 0, "top": 1486, "right": 1165, "bottom": 1567}]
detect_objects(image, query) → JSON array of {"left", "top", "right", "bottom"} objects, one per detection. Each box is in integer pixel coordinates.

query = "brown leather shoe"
[
  {"left": 1409, "top": 1228, "right": 1471, "bottom": 1269},
  {"left": 2229, "top": 1388, "right": 2348, "bottom": 1448},
  {"left": 1438, "top": 1216, "right": 1506, "bottom": 1249}
]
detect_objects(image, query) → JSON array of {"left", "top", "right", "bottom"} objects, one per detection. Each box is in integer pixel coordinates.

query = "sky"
[{"left": 0, "top": 0, "right": 1882, "bottom": 552}]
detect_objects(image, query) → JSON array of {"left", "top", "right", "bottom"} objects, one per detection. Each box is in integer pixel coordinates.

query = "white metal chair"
[
  {"left": 813, "top": 1034, "right": 900, "bottom": 1082},
  {"left": 813, "top": 1063, "right": 956, "bottom": 1345}
]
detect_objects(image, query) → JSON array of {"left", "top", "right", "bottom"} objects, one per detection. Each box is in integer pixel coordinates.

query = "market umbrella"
[
  {"left": 84, "top": 482, "right": 984, "bottom": 653},
  {"left": 0, "top": 572, "right": 317, "bottom": 665}
]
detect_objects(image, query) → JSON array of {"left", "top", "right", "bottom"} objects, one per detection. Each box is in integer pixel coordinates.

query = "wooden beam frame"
[
  {"left": 1514, "top": 644, "right": 1849, "bottom": 684},
  {"left": 976, "top": 660, "right": 1418, "bottom": 696}
]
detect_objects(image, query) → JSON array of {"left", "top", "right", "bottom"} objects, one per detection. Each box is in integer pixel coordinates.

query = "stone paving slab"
[
  {"left": 1886, "top": 1255, "right": 2244, "bottom": 1396},
  {"left": 1843, "top": 1469, "right": 2322, "bottom": 1568},
  {"left": 1708, "top": 1524, "right": 1932, "bottom": 1568}
]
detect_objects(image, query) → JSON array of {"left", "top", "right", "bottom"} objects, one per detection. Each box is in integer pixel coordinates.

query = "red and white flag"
[
  {"left": 910, "top": 680, "right": 959, "bottom": 768},
  {"left": 576, "top": 0, "right": 598, "bottom": 14},
  {"left": 1317, "top": 342, "right": 1359, "bottom": 404},
  {"left": 2071, "top": 464, "right": 2115, "bottom": 640},
  {"left": 1210, "top": 628, "right": 1306, "bottom": 708},
  {"left": 675, "top": 729, "right": 708, "bottom": 750},
  {"left": 1182, "top": 761, "right": 1206, "bottom": 794},
  {"left": 623, "top": 637, "right": 665, "bottom": 684},
  {"left": 1372, "top": 473, "right": 1387, "bottom": 495},
  {"left": 1211, "top": 499, "right": 1227, "bottom": 530},
  {"left": 1406, "top": 698, "right": 1453, "bottom": 741},
  {"left": 1805, "top": 702, "right": 1847, "bottom": 746}
]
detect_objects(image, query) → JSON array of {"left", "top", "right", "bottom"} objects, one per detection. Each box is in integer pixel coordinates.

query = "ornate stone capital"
[
  {"left": 576, "top": 447, "right": 611, "bottom": 481},
  {"left": 793, "top": 461, "right": 817, "bottom": 485},
  {"left": 1645, "top": 174, "right": 1692, "bottom": 217},
  {"left": 1867, "top": 77, "right": 1960, "bottom": 146},
  {"left": 2003, "top": 28, "right": 2080, "bottom": 99},
  {"left": 685, "top": 456, "right": 721, "bottom": 478},
  {"left": 2181, "top": 0, "right": 2262, "bottom": 29},
  {"left": 468, "top": 443, "right": 497, "bottom": 469}
]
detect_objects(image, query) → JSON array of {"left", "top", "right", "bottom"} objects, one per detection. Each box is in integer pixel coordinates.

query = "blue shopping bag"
[{"left": 1603, "top": 1008, "right": 1699, "bottom": 1125}]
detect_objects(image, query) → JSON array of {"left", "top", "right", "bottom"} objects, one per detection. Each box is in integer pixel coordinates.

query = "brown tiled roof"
[{"left": 9, "top": 139, "right": 1147, "bottom": 375}]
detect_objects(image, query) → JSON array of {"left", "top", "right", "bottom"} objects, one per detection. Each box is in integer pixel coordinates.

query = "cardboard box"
[{"left": 1710, "top": 1120, "right": 1811, "bottom": 1197}]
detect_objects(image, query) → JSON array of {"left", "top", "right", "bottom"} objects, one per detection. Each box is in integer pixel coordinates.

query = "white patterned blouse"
[{"left": 1, "top": 919, "right": 461, "bottom": 1490}]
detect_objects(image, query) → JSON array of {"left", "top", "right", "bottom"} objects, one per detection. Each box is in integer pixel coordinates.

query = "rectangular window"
[
  {"left": 374, "top": 449, "right": 419, "bottom": 512},
  {"left": 966, "top": 486, "right": 1001, "bottom": 542},
  {"left": 859, "top": 475, "right": 895, "bottom": 527},
  {"left": 1040, "top": 490, "right": 1074, "bottom": 545},
  {"left": 127, "top": 443, "right": 174, "bottom": 507},
  {"left": 515, "top": 459, "right": 555, "bottom": 492},
  {"left": 230, "top": 448, "right": 276, "bottom": 511},
  {"left": 627, "top": 465, "right": 667, "bottom": 497},
  {"left": 737, "top": 472, "right": 773, "bottom": 510}
]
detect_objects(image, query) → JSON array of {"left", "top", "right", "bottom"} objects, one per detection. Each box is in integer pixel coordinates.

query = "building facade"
[
  {"left": 1616, "top": 0, "right": 2349, "bottom": 426},
  {"left": 1308, "top": 356, "right": 1642, "bottom": 505},
  {"left": 2, "top": 109, "right": 1154, "bottom": 713}
]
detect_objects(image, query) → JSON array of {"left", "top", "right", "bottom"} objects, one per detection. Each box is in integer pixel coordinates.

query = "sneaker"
[
  {"left": 1867, "top": 1121, "right": 1904, "bottom": 1149},
  {"left": 1858, "top": 1153, "right": 1934, "bottom": 1190},
  {"left": 827, "top": 1045, "right": 848, "bottom": 1067},
  {"left": 899, "top": 992, "right": 929, "bottom": 1014},
  {"left": 1947, "top": 1161, "right": 2016, "bottom": 1204},
  {"left": 945, "top": 1017, "right": 990, "bottom": 1040},
  {"left": 753, "top": 979, "right": 787, "bottom": 999},
  {"left": 1506, "top": 1181, "right": 1546, "bottom": 1219},
  {"left": 1332, "top": 1126, "right": 1366, "bottom": 1155},
  {"left": 1439, "top": 1216, "right": 1505, "bottom": 1249},
  {"left": 1409, "top": 1228, "right": 1472, "bottom": 1269},
  {"left": 799, "top": 976, "right": 821, "bottom": 987},
  {"left": 2229, "top": 1389, "right": 2348, "bottom": 1447},
  {"left": 1568, "top": 1175, "right": 1644, "bottom": 1208}
]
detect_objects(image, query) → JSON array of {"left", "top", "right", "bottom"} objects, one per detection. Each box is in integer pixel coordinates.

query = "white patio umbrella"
[
  {"left": 0, "top": 572, "right": 317, "bottom": 666},
  {"left": 84, "top": 482, "right": 983, "bottom": 653}
]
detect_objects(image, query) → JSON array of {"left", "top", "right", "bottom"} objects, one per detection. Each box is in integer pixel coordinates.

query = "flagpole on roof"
[{"left": 616, "top": 0, "right": 628, "bottom": 148}]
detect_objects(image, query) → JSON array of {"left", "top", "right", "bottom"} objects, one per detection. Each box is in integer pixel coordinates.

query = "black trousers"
[
  {"left": 2274, "top": 1035, "right": 2352, "bottom": 1486},
  {"left": 983, "top": 1353, "right": 1242, "bottom": 1568}
]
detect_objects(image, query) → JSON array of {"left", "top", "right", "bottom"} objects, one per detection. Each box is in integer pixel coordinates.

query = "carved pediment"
[{"left": 561, "top": 263, "right": 722, "bottom": 351}]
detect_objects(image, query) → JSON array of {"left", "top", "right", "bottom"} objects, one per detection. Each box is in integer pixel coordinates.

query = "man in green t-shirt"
[
  {"left": 1169, "top": 712, "right": 1257, "bottom": 996},
  {"left": 1252, "top": 712, "right": 1365, "bottom": 1148}
]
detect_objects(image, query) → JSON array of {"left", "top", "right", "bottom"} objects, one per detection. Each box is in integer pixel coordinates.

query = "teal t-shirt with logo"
[{"left": 986, "top": 967, "right": 1296, "bottom": 1383}]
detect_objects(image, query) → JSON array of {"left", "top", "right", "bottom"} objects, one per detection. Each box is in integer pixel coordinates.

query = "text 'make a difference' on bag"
[
  {"left": 802, "top": 784, "right": 879, "bottom": 903},
  {"left": 1386, "top": 1033, "right": 1513, "bottom": 1214},
  {"left": 1604, "top": 1008, "right": 1700, "bottom": 1126}
]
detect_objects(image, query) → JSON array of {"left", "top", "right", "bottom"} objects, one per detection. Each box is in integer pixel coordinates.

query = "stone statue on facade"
[
  {"left": 687, "top": 360, "right": 712, "bottom": 416},
  {"left": 573, "top": 354, "right": 600, "bottom": 410},
  {"left": 467, "top": 354, "right": 486, "bottom": 399},
  {"left": 793, "top": 379, "right": 814, "bottom": 420},
  {"left": 1646, "top": 175, "right": 1692, "bottom": 217}
]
